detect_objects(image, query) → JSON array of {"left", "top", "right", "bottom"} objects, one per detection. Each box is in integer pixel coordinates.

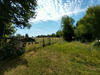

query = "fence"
[{"left": 25, "top": 37, "right": 62, "bottom": 52}]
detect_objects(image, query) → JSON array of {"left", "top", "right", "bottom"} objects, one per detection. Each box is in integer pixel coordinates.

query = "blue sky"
[{"left": 15, "top": 0, "right": 100, "bottom": 37}]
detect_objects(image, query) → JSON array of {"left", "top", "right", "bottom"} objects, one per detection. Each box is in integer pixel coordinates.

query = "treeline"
[
  {"left": 60, "top": 6, "right": 100, "bottom": 43},
  {"left": 36, "top": 30, "right": 62, "bottom": 37},
  {"left": 37, "top": 5, "right": 100, "bottom": 43},
  {"left": 75, "top": 6, "right": 100, "bottom": 42}
]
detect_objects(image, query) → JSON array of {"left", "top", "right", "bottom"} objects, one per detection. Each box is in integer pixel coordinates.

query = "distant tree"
[
  {"left": 32, "top": 36, "right": 34, "bottom": 38},
  {"left": 16, "top": 34, "right": 22, "bottom": 38},
  {"left": 25, "top": 33, "right": 29, "bottom": 38},
  {"left": 61, "top": 16, "right": 74, "bottom": 41},
  {"left": 0, "top": 0, "right": 37, "bottom": 44},
  {"left": 47, "top": 34, "right": 51, "bottom": 37},
  {"left": 51, "top": 33, "right": 56, "bottom": 37},
  {"left": 56, "top": 30, "right": 63, "bottom": 37}
]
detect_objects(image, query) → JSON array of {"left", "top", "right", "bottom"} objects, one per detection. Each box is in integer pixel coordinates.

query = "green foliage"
[
  {"left": 16, "top": 34, "right": 23, "bottom": 38},
  {"left": 0, "top": 22, "right": 15, "bottom": 37},
  {"left": 0, "top": 0, "right": 37, "bottom": 40},
  {"left": 61, "top": 16, "right": 74, "bottom": 41},
  {"left": 0, "top": 37, "right": 25, "bottom": 60},
  {"left": 86, "top": 6, "right": 100, "bottom": 40},
  {"left": 51, "top": 33, "right": 56, "bottom": 37},
  {"left": 56, "top": 30, "right": 63, "bottom": 37},
  {"left": 75, "top": 6, "right": 100, "bottom": 42},
  {"left": 0, "top": 0, "right": 37, "bottom": 28},
  {"left": 25, "top": 33, "right": 29, "bottom": 38},
  {"left": 75, "top": 16, "right": 94, "bottom": 42}
]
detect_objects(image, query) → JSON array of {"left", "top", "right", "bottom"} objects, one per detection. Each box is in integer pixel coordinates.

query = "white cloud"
[{"left": 29, "top": 0, "right": 94, "bottom": 23}]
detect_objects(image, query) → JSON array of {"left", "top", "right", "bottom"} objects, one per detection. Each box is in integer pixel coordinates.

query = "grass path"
[{"left": 0, "top": 41, "right": 100, "bottom": 75}]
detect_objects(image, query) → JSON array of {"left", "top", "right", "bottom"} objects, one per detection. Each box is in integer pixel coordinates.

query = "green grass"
[
  {"left": 0, "top": 41, "right": 100, "bottom": 75},
  {"left": 25, "top": 37, "right": 62, "bottom": 52}
]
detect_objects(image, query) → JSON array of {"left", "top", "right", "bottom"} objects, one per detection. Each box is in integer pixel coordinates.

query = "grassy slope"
[{"left": 0, "top": 41, "right": 100, "bottom": 75}]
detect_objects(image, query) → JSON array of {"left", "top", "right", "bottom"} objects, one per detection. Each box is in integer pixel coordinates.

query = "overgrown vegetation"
[
  {"left": 0, "top": 37, "right": 25, "bottom": 60},
  {"left": 0, "top": 41, "right": 100, "bottom": 75},
  {"left": 75, "top": 6, "right": 100, "bottom": 43},
  {"left": 61, "top": 16, "right": 74, "bottom": 41},
  {"left": 0, "top": 0, "right": 37, "bottom": 46}
]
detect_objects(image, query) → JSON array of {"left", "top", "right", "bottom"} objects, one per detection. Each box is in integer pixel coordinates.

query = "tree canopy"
[
  {"left": 0, "top": 0, "right": 37, "bottom": 37},
  {"left": 61, "top": 16, "right": 74, "bottom": 41},
  {"left": 86, "top": 6, "right": 100, "bottom": 39},
  {"left": 56, "top": 30, "right": 63, "bottom": 37},
  {"left": 75, "top": 5, "right": 100, "bottom": 42},
  {"left": 25, "top": 33, "right": 29, "bottom": 38},
  {"left": 75, "top": 16, "right": 94, "bottom": 42},
  {"left": 0, "top": 22, "right": 15, "bottom": 37}
]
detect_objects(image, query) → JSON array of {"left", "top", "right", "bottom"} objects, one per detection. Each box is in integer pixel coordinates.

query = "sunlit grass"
[
  {"left": 1, "top": 41, "right": 100, "bottom": 75},
  {"left": 25, "top": 37, "right": 62, "bottom": 52}
]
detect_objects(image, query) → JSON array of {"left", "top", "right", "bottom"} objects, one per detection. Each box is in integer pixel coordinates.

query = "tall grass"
[
  {"left": 0, "top": 41, "right": 100, "bottom": 75},
  {"left": 25, "top": 37, "right": 62, "bottom": 52}
]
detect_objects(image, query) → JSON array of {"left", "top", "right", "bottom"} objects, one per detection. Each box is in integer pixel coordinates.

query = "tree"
[
  {"left": 0, "top": 22, "right": 15, "bottom": 45},
  {"left": 16, "top": 34, "right": 22, "bottom": 38},
  {"left": 0, "top": 0, "right": 37, "bottom": 43},
  {"left": 0, "top": 22, "right": 15, "bottom": 37},
  {"left": 51, "top": 33, "right": 56, "bottom": 37},
  {"left": 61, "top": 16, "right": 74, "bottom": 41},
  {"left": 86, "top": 6, "right": 100, "bottom": 42},
  {"left": 75, "top": 6, "right": 100, "bottom": 42},
  {"left": 56, "top": 30, "right": 63, "bottom": 37},
  {"left": 75, "top": 16, "right": 94, "bottom": 42},
  {"left": 25, "top": 33, "right": 29, "bottom": 38}
]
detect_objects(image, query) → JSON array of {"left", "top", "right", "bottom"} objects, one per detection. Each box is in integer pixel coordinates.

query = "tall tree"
[
  {"left": 0, "top": 0, "right": 37, "bottom": 43},
  {"left": 75, "top": 6, "right": 100, "bottom": 42},
  {"left": 86, "top": 6, "right": 100, "bottom": 42},
  {"left": 25, "top": 33, "right": 29, "bottom": 38},
  {"left": 61, "top": 16, "right": 74, "bottom": 41},
  {"left": 75, "top": 16, "right": 94, "bottom": 42}
]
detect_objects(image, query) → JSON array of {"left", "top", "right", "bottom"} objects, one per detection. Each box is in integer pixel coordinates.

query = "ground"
[{"left": 0, "top": 41, "right": 100, "bottom": 75}]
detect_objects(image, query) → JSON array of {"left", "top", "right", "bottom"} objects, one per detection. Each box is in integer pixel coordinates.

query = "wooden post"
[
  {"left": 52, "top": 38, "right": 54, "bottom": 44},
  {"left": 48, "top": 37, "right": 51, "bottom": 45},
  {"left": 43, "top": 37, "right": 45, "bottom": 47}
]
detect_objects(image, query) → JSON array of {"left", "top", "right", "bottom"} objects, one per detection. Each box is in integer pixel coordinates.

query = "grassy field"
[
  {"left": 0, "top": 41, "right": 100, "bottom": 75},
  {"left": 25, "top": 37, "right": 62, "bottom": 52}
]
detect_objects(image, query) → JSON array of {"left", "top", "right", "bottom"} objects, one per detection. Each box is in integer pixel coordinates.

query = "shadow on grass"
[
  {"left": 93, "top": 42, "right": 100, "bottom": 51},
  {"left": 0, "top": 57, "right": 28, "bottom": 75}
]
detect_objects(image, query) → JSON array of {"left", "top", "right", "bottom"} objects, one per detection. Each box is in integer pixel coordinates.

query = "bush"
[{"left": 0, "top": 37, "right": 25, "bottom": 60}]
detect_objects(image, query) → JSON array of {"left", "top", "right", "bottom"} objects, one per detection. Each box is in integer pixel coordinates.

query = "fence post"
[
  {"left": 54, "top": 39, "right": 56, "bottom": 44},
  {"left": 34, "top": 42, "right": 36, "bottom": 52},
  {"left": 43, "top": 37, "right": 45, "bottom": 47},
  {"left": 48, "top": 37, "right": 51, "bottom": 45},
  {"left": 52, "top": 38, "right": 54, "bottom": 44}
]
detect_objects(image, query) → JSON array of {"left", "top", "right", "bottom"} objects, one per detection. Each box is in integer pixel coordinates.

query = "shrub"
[{"left": 0, "top": 37, "right": 25, "bottom": 60}]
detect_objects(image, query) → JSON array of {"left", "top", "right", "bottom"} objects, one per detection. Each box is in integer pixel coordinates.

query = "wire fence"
[{"left": 25, "top": 37, "right": 62, "bottom": 52}]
